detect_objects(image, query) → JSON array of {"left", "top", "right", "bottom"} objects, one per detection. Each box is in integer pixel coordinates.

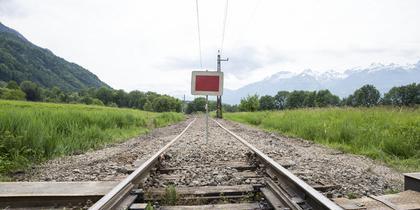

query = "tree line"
[
  {"left": 2, "top": 80, "right": 418, "bottom": 113},
  {"left": 237, "top": 83, "right": 420, "bottom": 112},
  {"left": 0, "top": 80, "right": 182, "bottom": 112},
  {"left": 177, "top": 83, "right": 420, "bottom": 114}
]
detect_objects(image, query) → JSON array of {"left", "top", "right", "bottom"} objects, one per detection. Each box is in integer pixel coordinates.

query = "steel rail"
[
  {"left": 89, "top": 118, "right": 196, "bottom": 210},
  {"left": 368, "top": 195, "right": 400, "bottom": 210},
  {"left": 213, "top": 119, "right": 343, "bottom": 210}
]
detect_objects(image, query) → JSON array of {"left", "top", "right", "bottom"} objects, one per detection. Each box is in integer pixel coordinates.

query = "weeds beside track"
[
  {"left": 0, "top": 100, "right": 184, "bottom": 177},
  {"left": 224, "top": 107, "right": 420, "bottom": 172}
]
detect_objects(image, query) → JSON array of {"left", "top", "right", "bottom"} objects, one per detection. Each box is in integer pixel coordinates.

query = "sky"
[{"left": 1, "top": 0, "right": 420, "bottom": 99}]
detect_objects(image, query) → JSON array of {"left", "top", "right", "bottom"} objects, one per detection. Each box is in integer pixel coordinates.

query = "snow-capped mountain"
[{"left": 223, "top": 61, "right": 420, "bottom": 104}]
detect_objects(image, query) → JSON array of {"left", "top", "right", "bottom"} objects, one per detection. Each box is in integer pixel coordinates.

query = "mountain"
[
  {"left": 223, "top": 61, "right": 420, "bottom": 104},
  {"left": 0, "top": 22, "right": 109, "bottom": 91}
]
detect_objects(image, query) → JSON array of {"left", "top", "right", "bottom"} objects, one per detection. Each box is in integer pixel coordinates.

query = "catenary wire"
[
  {"left": 220, "top": 0, "right": 229, "bottom": 53},
  {"left": 195, "top": 0, "right": 203, "bottom": 68}
]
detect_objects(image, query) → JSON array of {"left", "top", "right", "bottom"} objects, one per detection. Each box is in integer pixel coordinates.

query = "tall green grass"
[
  {"left": 0, "top": 100, "right": 184, "bottom": 175},
  {"left": 224, "top": 107, "right": 420, "bottom": 172}
]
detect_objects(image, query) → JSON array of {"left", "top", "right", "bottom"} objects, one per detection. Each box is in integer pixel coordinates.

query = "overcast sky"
[{"left": 1, "top": 0, "right": 420, "bottom": 98}]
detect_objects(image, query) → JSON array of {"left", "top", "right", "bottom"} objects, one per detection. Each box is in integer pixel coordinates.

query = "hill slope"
[
  {"left": 224, "top": 62, "right": 420, "bottom": 104},
  {"left": 0, "top": 22, "right": 109, "bottom": 90}
]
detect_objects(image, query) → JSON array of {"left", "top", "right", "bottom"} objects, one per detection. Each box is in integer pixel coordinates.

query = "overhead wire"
[
  {"left": 220, "top": 0, "right": 229, "bottom": 53},
  {"left": 229, "top": 0, "right": 261, "bottom": 46},
  {"left": 195, "top": 0, "right": 203, "bottom": 69}
]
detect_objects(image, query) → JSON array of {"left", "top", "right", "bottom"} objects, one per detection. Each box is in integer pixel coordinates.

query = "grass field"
[
  {"left": 224, "top": 107, "right": 420, "bottom": 172},
  {"left": 0, "top": 100, "right": 184, "bottom": 177}
]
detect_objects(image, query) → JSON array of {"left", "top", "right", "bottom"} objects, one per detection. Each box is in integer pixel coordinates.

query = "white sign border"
[{"left": 191, "top": 71, "right": 224, "bottom": 96}]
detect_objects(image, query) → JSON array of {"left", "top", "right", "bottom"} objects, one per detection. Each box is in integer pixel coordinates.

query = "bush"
[
  {"left": 91, "top": 98, "right": 104, "bottom": 106},
  {"left": 0, "top": 88, "right": 26, "bottom": 100},
  {"left": 152, "top": 96, "right": 181, "bottom": 112},
  {"left": 20, "top": 81, "right": 42, "bottom": 101},
  {"left": 6, "top": 81, "right": 19, "bottom": 89}
]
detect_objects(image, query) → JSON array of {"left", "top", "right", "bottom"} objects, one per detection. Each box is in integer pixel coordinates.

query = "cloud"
[
  {"left": 0, "top": 0, "right": 26, "bottom": 18},
  {"left": 1, "top": 0, "right": 420, "bottom": 97},
  {"left": 161, "top": 46, "right": 290, "bottom": 79}
]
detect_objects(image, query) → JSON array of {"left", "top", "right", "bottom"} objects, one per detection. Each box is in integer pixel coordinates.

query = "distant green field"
[
  {"left": 0, "top": 100, "right": 184, "bottom": 177},
  {"left": 224, "top": 107, "right": 420, "bottom": 172}
]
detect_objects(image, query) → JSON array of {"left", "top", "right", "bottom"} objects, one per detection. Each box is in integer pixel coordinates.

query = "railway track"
[
  {"left": 89, "top": 117, "right": 342, "bottom": 210},
  {"left": 1, "top": 117, "right": 418, "bottom": 209}
]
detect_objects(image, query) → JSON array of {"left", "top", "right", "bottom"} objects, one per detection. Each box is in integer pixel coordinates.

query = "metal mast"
[{"left": 216, "top": 50, "right": 228, "bottom": 119}]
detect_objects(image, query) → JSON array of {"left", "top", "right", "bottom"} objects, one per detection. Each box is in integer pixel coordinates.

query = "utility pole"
[
  {"left": 216, "top": 50, "right": 228, "bottom": 119},
  {"left": 182, "top": 94, "right": 186, "bottom": 113}
]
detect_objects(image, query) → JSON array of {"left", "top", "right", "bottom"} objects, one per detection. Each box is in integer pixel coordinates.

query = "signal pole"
[{"left": 216, "top": 50, "right": 228, "bottom": 119}]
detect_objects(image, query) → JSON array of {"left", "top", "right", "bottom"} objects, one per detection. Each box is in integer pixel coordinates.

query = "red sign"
[
  {"left": 195, "top": 75, "right": 220, "bottom": 92},
  {"left": 191, "top": 71, "right": 224, "bottom": 96}
]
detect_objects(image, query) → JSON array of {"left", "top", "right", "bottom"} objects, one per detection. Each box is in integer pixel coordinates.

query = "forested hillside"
[{"left": 0, "top": 22, "right": 109, "bottom": 91}]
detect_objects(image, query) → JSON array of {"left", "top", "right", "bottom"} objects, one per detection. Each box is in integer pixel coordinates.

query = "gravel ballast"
[{"left": 144, "top": 117, "right": 263, "bottom": 188}]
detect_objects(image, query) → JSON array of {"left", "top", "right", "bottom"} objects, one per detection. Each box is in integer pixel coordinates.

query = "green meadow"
[
  {"left": 0, "top": 100, "right": 184, "bottom": 177},
  {"left": 224, "top": 107, "right": 420, "bottom": 172}
]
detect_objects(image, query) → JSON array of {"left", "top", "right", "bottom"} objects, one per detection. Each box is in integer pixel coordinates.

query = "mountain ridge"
[
  {"left": 0, "top": 22, "right": 110, "bottom": 91},
  {"left": 224, "top": 61, "right": 420, "bottom": 104},
  {"left": 0, "top": 22, "right": 28, "bottom": 42}
]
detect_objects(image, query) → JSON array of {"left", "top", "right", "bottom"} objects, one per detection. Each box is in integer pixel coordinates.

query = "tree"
[
  {"left": 114, "top": 89, "right": 129, "bottom": 107},
  {"left": 286, "top": 91, "right": 306, "bottom": 108},
  {"left": 6, "top": 80, "right": 19, "bottom": 89},
  {"left": 95, "top": 87, "right": 114, "bottom": 105},
  {"left": 186, "top": 97, "right": 206, "bottom": 114},
  {"left": 108, "top": 102, "right": 118, "bottom": 107},
  {"left": 80, "top": 96, "right": 94, "bottom": 105},
  {"left": 0, "top": 81, "right": 7, "bottom": 88},
  {"left": 343, "top": 94, "right": 356, "bottom": 106},
  {"left": 383, "top": 83, "right": 419, "bottom": 106},
  {"left": 143, "top": 100, "right": 153, "bottom": 111},
  {"left": 239, "top": 94, "right": 259, "bottom": 112},
  {"left": 145, "top": 91, "right": 160, "bottom": 103},
  {"left": 383, "top": 87, "right": 400, "bottom": 105},
  {"left": 43, "top": 86, "right": 63, "bottom": 102},
  {"left": 20, "top": 80, "right": 42, "bottom": 101},
  {"left": 223, "top": 104, "right": 238, "bottom": 112},
  {"left": 152, "top": 95, "right": 181, "bottom": 112},
  {"left": 303, "top": 91, "right": 316, "bottom": 107},
  {"left": 59, "top": 92, "right": 70, "bottom": 103},
  {"left": 79, "top": 87, "right": 96, "bottom": 98},
  {"left": 67, "top": 92, "right": 81, "bottom": 103},
  {"left": 127, "top": 90, "right": 146, "bottom": 109},
  {"left": 315, "top": 89, "right": 340, "bottom": 107},
  {"left": 259, "top": 95, "right": 275, "bottom": 110},
  {"left": 0, "top": 88, "right": 26, "bottom": 100},
  {"left": 274, "top": 91, "right": 289, "bottom": 110},
  {"left": 91, "top": 98, "right": 104, "bottom": 106},
  {"left": 353, "top": 84, "right": 380, "bottom": 107},
  {"left": 417, "top": 83, "right": 420, "bottom": 104}
]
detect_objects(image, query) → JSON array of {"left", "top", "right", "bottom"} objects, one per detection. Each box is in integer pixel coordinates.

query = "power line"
[
  {"left": 195, "top": 0, "right": 203, "bottom": 69},
  {"left": 230, "top": 0, "right": 261, "bottom": 45},
  {"left": 220, "top": 0, "right": 229, "bottom": 53}
]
